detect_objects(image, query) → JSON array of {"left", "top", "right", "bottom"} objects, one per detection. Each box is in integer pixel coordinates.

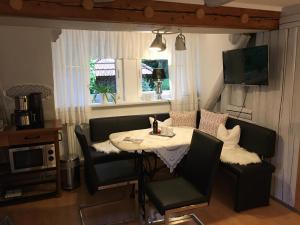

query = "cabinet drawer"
[{"left": 8, "top": 132, "right": 56, "bottom": 145}]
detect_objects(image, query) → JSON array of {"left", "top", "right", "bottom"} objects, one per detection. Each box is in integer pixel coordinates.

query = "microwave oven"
[{"left": 9, "top": 144, "right": 56, "bottom": 173}]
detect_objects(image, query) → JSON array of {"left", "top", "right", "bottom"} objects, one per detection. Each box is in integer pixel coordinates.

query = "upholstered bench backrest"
[
  {"left": 89, "top": 113, "right": 169, "bottom": 142},
  {"left": 225, "top": 117, "right": 276, "bottom": 158},
  {"left": 89, "top": 111, "right": 276, "bottom": 158}
]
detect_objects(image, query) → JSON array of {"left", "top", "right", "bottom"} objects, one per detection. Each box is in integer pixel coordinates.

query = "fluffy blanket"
[{"left": 217, "top": 124, "right": 261, "bottom": 165}]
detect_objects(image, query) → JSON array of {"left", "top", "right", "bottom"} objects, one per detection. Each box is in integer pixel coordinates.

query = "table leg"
[{"left": 138, "top": 152, "right": 146, "bottom": 219}]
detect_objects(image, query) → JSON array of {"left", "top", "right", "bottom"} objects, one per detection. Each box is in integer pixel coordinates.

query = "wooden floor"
[{"left": 1, "top": 170, "right": 300, "bottom": 225}]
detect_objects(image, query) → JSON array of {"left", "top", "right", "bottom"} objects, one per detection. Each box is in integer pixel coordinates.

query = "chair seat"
[
  {"left": 145, "top": 177, "right": 208, "bottom": 215},
  {"left": 95, "top": 160, "right": 138, "bottom": 187}
]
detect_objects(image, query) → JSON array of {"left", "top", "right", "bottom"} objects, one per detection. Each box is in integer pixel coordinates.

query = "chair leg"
[
  {"left": 130, "top": 183, "right": 135, "bottom": 198},
  {"left": 165, "top": 211, "right": 170, "bottom": 225},
  {"left": 134, "top": 182, "right": 139, "bottom": 218}
]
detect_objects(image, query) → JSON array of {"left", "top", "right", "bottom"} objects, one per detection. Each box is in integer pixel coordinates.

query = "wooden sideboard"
[{"left": 0, "top": 120, "right": 62, "bottom": 205}]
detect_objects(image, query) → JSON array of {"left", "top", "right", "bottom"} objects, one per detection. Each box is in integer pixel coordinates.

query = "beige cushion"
[
  {"left": 199, "top": 109, "right": 228, "bottom": 136},
  {"left": 169, "top": 111, "right": 197, "bottom": 128}
]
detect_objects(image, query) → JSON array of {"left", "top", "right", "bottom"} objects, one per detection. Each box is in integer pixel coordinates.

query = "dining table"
[{"left": 107, "top": 127, "right": 195, "bottom": 217}]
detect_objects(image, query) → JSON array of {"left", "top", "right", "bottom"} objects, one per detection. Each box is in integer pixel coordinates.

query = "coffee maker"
[{"left": 14, "top": 92, "right": 44, "bottom": 129}]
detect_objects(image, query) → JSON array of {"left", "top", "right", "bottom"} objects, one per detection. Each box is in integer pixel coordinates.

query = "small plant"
[
  {"left": 89, "top": 59, "right": 117, "bottom": 104},
  {"left": 90, "top": 82, "right": 116, "bottom": 103}
]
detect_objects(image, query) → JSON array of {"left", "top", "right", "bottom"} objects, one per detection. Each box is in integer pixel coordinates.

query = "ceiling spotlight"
[
  {"left": 150, "top": 34, "right": 166, "bottom": 52},
  {"left": 175, "top": 33, "right": 187, "bottom": 51}
]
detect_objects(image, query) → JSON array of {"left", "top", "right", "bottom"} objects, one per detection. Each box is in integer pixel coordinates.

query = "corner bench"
[{"left": 88, "top": 111, "right": 276, "bottom": 212}]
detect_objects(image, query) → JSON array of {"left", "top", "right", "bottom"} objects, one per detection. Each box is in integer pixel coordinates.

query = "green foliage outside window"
[{"left": 89, "top": 59, "right": 116, "bottom": 103}]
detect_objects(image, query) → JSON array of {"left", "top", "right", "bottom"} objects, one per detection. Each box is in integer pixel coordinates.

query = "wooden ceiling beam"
[{"left": 0, "top": 0, "right": 280, "bottom": 30}]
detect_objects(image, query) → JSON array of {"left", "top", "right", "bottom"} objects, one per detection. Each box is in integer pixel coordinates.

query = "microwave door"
[{"left": 9, "top": 146, "right": 46, "bottom": 173}]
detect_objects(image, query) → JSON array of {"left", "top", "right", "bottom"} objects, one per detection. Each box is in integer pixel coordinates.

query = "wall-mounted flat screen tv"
[{"left": 223, "top": 45, "right": 269, "bottom": 85}]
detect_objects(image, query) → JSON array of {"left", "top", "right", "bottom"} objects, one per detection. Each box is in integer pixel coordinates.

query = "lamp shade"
[
  {"left": 150, "top": 34, "right": 166, "bottom": 52},
  {"left": 151, "top": 68, "right": 166, "bottom": 80},
  {"left": 175, "top": 33, "right": 187, "bottom": 51}
]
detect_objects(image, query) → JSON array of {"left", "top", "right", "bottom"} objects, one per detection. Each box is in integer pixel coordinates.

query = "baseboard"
[{"left": 271, "top": 196, "right": 300, "bottom": 215}]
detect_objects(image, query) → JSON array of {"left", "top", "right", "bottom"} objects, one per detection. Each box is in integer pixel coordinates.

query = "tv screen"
[{"left": 223, "top": 45, "right": 269, "bottom": 85}]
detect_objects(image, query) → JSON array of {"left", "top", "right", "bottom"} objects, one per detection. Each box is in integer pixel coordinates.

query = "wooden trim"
[{"left": 0, "top": 0, "right": 280, "bottom": 30}]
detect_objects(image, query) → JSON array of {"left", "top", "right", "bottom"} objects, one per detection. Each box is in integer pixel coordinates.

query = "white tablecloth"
[{"left": 107, "top": 127, "right": 195, "bottom": 172}]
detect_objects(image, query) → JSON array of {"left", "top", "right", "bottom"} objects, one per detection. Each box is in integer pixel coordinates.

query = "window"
[
  {"left": 141, "top": 59, "right": 170, "bottom": 92},
  {"left": 89, "top": 58, "right": 171, "bottom": 105},
  {"left": 90, "top": 58, "right": 117, "bottom": 104}
]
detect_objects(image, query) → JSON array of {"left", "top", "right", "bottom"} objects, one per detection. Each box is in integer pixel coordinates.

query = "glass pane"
[
  {"left": 90, "top": 58, "right": 117, "bottom": 104},
  {"left": 141, "top": 59, "right": 170, "bottom": 92}
]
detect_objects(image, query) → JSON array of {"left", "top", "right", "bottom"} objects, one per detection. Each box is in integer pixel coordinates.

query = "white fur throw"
[
  {"left": 92, "top": 140, "right": 121, "bottom": 154},
  {"left": 217, "top": 124, "right": 261, "bottom": 165}
]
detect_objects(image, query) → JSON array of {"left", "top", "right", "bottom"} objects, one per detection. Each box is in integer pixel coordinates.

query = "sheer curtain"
[
  {"left": 169, "top": 34, "right": 199, "bottom": 111},
  {"left": 52, "top": 30, "right": 90, "bottom": 125},
  {"left": 249, "top": 30, "right": 300, "bottom": 206},
  {"left": 52, "top": 30, "right": 90, "bottom": 156},
  {"left": 52, "top": 29, "right": 201, "bottom": 156},
  {"left": 0, "top": 81, "right": 10, "bottom": 125}
]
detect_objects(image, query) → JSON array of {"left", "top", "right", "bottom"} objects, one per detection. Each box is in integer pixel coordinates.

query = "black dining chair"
[
  {"left": 144, "top": 130, "right": 223, "bottom": 225},
  {"left": 74, "top": 125, "right": 139, "bottom": 223}
]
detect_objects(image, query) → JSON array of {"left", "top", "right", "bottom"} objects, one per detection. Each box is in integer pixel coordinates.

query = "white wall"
[
  {"left": 198, "top": 34, "right": 235, "bottom": 108},
  {"left": 0, "top": 25, "right": 171, "bottom": 121},
  {"left": 0, "top": 25, "right": 236, "bottom": 121},
  {"left": 0, "top": 25, "right": 55, "bottom": 120},
  {"left": 87, "top": 102, "right": 170, "bottom": 119}
]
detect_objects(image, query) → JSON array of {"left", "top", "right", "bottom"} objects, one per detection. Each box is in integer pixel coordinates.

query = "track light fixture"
[
  {"left": 149, "top": 29, "right": 187, "bottom": 52},
  {"left": 150, "top": 34, "right": 166, "bottom": 52},
  {"left": 175, "top": 33, "right": 186, "bottom": 51}
]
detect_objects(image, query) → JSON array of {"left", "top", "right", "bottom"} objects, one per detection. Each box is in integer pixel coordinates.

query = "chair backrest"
[
  {"left": 182, "top": 130, "right": 223, "bottom": 201},
  {"left": 74, "top": 125, "right": 92, "bottom": 163}
]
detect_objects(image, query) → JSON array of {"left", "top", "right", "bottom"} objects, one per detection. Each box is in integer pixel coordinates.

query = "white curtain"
[
  {"left": 52, "top": 29, "right": 201, "bottom": 155},
  {"left": 219, "top": 29, "right": 300, "bottom": 206},
  {"left": 169, "top": 34, "right": 200, "bottom": 111},
  {"left": 52, "top": 30, "right": 90, "bottom": 125},
  {"left": 249, "top": 29, "right": 300, "bottom": 206},
  {"left": 0, "top": 81, "right": 10, "bottom": 125}
]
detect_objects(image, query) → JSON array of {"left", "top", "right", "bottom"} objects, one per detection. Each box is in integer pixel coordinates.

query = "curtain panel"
[{"left": 51, "top": 30, "right": 201, "bottom": 156}]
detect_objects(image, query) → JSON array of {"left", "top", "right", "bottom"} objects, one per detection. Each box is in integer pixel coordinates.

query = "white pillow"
[
  {"left": 217, "top": 124, "right": 241, "bottom": 149},
  {"left": 149, "top": 117, "right": 172, "bottom": 128},
  {"left": 92, "top": 140, "right": 121, "bottom": 154}
]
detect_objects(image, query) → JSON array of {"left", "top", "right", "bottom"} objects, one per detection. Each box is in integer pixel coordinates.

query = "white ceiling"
[
  {"left": 234, "top": 0, "right": 299, "bottom": 7},
  {"left": 162, "top": 0, "right": 300, "bottom": 11}
]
